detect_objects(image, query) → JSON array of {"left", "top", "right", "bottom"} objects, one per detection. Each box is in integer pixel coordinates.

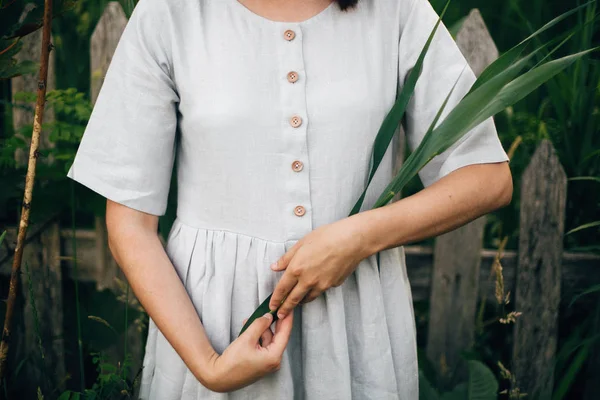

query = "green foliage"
[
  {"left": 0, "top": 0, "right": 76, "bottom": 80},
  {"left": 350, "top": 0, "right": 450, "bottom": 215},
  {"left": 57, "top": 353, "right": 138, "bottom": 400},
  {"left": 2, "top": 88, "right": 91, "bottom": 169},
  {"left": 51, "top": 0, "right": 139, "bottom": 91},
  {"left": 419, "top": 360, "right": 499, "bottom": 400},
  {"left": 0, "top": 87, "right": 101, "bottom": 223}
]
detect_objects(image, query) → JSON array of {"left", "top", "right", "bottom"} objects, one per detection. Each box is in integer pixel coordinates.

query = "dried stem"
[{"left": 0, "top": 0, "right": 53, "bottom": 381}]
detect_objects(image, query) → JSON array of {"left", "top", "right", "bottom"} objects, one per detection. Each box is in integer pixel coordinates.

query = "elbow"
[
  {"left": 106, "top": 210, "right": 123, "bottom": 261},
  {"left": 107, "top": 224, "right": 118, "bottom": 258},
  {"left": 494, "top": 161, "right": 513, "bottom": 209},
  {"left": 105, "top": 199, "right": 160, "bottom": 261}
]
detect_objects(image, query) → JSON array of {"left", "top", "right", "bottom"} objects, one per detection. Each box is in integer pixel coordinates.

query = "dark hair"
[{"left": 336, "top": 0, "right": 359, "bottom": 11}]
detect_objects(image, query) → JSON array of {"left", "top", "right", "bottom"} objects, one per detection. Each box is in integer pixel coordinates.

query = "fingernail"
[
  {"left": 277, "top": 312, "right": 285, "bottom": 320},
  {"left": 270, "top": 261, "right": 278, "bottom": 270},
  {"left": 262, "top": 312, "right": 273, "bottom": 321},
  {"left": 269, "top": 304, "right": 277, "bottom": 311}
]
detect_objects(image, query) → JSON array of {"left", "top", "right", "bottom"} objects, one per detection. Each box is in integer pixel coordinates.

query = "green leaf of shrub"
[{"left": 467, "top": 360, "right": 498, "bottom": 400}]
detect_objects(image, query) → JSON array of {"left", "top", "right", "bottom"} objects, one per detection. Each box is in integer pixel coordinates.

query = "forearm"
[
  {"left": 357, "top": 162, "right": 513, "bottom": 255},
  {"left": 106, "top": 205, "right": 216, "bottom": 385}
]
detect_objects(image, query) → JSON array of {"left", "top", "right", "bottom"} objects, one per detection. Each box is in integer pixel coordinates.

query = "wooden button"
[
  {"left": 292, "top": 160, "right": 304, "bottom": 172},
  {"left": 294, "top": 205, "right": 306, "bottom": 217},
  {"left": 289, "top": 115, "right": 303, "bottom": 128},
  {"left": 284, "top": 29, "right": 296, "bottom": 41},
  {"left": 287, "top": 71, "right": 299, "bottom": 83}
]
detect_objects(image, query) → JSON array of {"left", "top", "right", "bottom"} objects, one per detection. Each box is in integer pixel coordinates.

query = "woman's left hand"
[{"left": 268, "top": 215, "right": 373, "bottom": 319}]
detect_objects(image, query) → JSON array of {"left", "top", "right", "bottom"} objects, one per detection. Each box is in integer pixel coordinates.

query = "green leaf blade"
[
  {"left": 349, "top": 0, "right": 451, "bottom": 216},
  {"left": 238, "top": 294, "right": 278, "bottom": 336}
]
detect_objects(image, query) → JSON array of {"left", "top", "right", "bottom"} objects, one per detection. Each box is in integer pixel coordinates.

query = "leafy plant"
[
  {"left": 0, "top": 0, "right": 76, "bottom": 80},
  {"left": 239, "top": 0, "right": 598, "bottom": 336},
  {"left": 504, "top": 0, "right": 600, "bottom": 251},
  {"left": 419, "top": 360, "right": 499, "bottom": 400},
  {"left": 57, "top": 352, "right": 139, "bottom": 400},
  {"left": 1, "top": 88, "right": 95, "bottom": 224}
]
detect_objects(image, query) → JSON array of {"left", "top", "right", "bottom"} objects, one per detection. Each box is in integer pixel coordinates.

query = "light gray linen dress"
[{"left": 67, "top": 0, "right": 509, "bottom": 398}]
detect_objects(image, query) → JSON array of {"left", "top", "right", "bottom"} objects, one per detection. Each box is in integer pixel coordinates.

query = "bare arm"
[
  {"left": 269, "top": 162, "right": 513, "bottom": 317},
  {"left": 106, "top": 200, "right": 216, "bottom": 385},
  {"left": 105, "top": 200, "right": 294, "bottom": 392},
  {"left": 360, "top": 161, "right": 513, "bottom": 253}
]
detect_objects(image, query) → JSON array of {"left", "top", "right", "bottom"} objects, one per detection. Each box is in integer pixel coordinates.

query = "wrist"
[
  {"left": 350, "top": 209, "right": 388, "bottom": 258},
  {"left": 189, "top": 346, "right": 220, "bottom": 388}
]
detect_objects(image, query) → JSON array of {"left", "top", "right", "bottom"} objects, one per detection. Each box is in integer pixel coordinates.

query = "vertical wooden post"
[
  {"left": 512, "top": 140, "right": 566, "bottom": 398},
  {"left": 425, "top": 9, "right": 500, "bottom": 385},
  {"left": 21, "top": 221, "right": 65, "bottom": 394},
  {"left": 454, "top": 9, "right": 500, "bottom": 77}
]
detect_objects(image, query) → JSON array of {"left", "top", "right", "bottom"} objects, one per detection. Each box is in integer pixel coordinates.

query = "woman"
[{"left": 67, "top": 0, "right": 513, "bottom": 398}]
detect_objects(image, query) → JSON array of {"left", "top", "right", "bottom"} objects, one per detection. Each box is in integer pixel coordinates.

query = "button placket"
[{"left": 279, "top": 26, "right": 312, "bottom": 239}]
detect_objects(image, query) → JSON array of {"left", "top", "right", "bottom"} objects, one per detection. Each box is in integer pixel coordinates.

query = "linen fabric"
[{"left": 67, "top": 0, "right": 510, "bottom": 398}]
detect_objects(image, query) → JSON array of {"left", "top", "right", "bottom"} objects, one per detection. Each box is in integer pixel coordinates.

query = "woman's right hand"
[{"left": 203, "top": 311, "right": 294, "bottom": 393}]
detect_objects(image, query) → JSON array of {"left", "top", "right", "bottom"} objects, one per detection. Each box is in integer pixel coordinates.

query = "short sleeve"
[
  {"left": 67, "top": 0, "right": 179, "bottom": 216},
  {"left": 398, "top": 0, "right": 509, "bottom": 188}
]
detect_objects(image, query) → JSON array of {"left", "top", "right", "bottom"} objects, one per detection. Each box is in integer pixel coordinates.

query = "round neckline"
[{"left": 230, "top": 0, "right": 336, "bottom": 25}]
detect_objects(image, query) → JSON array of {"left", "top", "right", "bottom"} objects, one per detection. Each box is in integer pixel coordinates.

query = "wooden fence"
[{"left": 2, "top": 2, "right": 599, "bottom": 398}]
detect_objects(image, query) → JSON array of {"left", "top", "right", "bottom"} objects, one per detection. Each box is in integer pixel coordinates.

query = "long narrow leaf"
[
  {"left": 532, "top": 32, "right": 576, "bottom": 70},
  {"left": 569, "top": 284, "right": 600, "bottom": 308},
  {"left": 469, "top": 49, "right": 598, "bottom": 135},
  {"left": 568, "top": 176, "right": 600, "bottom": 183},
  {"left": 238, "top": 294, "right": 278, "bottom": 336},
  {"left": 349, "top": 0, "right": 451, "bottom": 216},
  {"left": 372, "top": 64, "right": 466, "bottom": 202},
  {"left": 373, "top": 46, "right": 546, "bottom": 207},
  {"left": 469, "top": 1, "right": 594, "bottom": 94},
  {"left": 375, "top": 48, "right": 594, "bottom": 208},
  {"left": 566, "top": 220, "right": 600, "bottom": 236},
  {"left": 552, "top": 343, "right": 592, "bottom": 400}
]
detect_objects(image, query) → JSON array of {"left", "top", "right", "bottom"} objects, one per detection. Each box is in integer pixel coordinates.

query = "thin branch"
[{"left": 0, "top": 0, "right": 53, "bottom": 381}]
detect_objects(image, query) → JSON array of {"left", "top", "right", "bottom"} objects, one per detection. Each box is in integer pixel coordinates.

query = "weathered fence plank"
[
  {"left": 512, "top": 139, "right": 566, "bottom": 398},
  {"left": 426, "top": 217, "right": 487, "bottom": 384},
  {"left": 455, "top": 9, "right": 499, "bottom": 76},
  {"left": 91, "top": 1, "right": 128, "bottom": 105},
  {"left": 8, "top": 237, "right": 598, "bottom": 302},
  {"left": 425, "top": 9, "right": 498, "bottom": 385},
  {"left": 403, "top": 246, "right": 600, "bottom": 304},
  {"left": 21, "top": 221, "right": 64, "bottom": 395}
]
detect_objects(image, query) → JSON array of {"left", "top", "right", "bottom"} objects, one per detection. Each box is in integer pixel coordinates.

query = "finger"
[
  {"left": 260, "top": 327, "right": 274, "bottom": 347},
  {"left": 300, "top": 288, "right": 322, "bottom": 304},
  {"left": 241, "top": 313, "right": 274, "bottom": 344},
  {"left": 277, "top": 284, "right": 309, "bottom": 319},
  {"left": 269, "top": 311, "right": 294, "bottom": 356},
  {"left": 270, "top": 241, "right": 301, "bottom": 272},
  {"left": 269, "top": 273, "right": 298, "bottom": 311}
]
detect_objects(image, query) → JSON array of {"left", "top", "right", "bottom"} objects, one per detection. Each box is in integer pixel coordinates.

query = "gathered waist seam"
[{"left": 172, "top": 217, "right": 297, "bottom": 244}]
